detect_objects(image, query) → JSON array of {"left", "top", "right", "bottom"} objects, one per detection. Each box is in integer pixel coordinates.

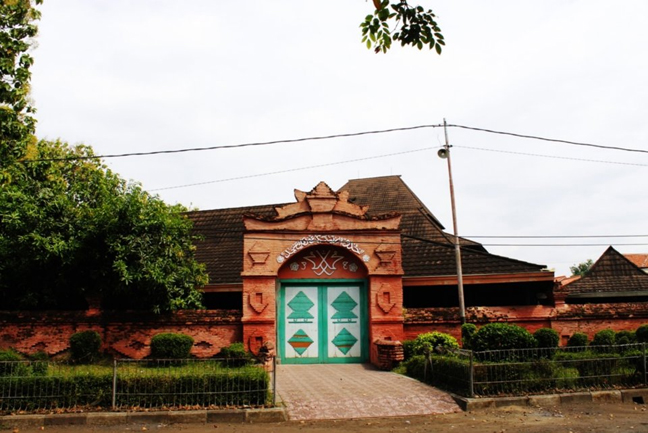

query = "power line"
[
  {"left": 25, "top": 123, "right": 648, "bottom": 163},
  {"left": 449, "top": 124, "right": 648, "bottom": 155},
  {"left": 29, "top": 124, "right": 443, "bottom": 162},
  {"left": 455, "top": 145, "right": 648, "bottom": 167},
  {"left": 151, "top": 147, "right": 433, "bottom": 192}
]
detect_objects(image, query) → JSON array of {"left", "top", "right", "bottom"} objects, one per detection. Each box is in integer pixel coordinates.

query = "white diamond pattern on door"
[
  {"left": 284, "top": 287, "right": 319, "bottom": 360},
  {"left": 327, "top": 286, "right": 361, "bottom": 358}
]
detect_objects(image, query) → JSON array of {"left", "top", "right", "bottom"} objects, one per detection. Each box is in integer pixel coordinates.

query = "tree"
[
  {"left": 570, "top": 259, "right": 593, "bottom": 277},
  {"left": 1, "top": 0, "right": 42, "bottom": 184},
  {"left": 0, "top": 140, "right": 208, "bottom": 312},
  {"left": 361, "top": 0, "right": 444, "bottom": 54},
  {"left": 1, "top": 1, "right": 208, "bottom": 312}
]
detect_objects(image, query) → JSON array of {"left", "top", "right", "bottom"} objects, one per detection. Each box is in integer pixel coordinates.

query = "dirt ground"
[{"left": 5, "top": 403, "right": 648, "bottom": 433}]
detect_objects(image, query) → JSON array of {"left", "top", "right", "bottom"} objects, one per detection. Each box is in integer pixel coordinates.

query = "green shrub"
[
  {"left": 554, "top": 350, "right": 621, "bottom": 383},
  {"left": 567, "top": 332, "right": 589, "bottom": 348},
  {"left": 461, "top": 323, "right": 477, "bottom": 350},
  {"left": 636, "top": 324, "right": 648, "bottom": 343},
  {"left": 215, "top": 342, "right": 253, "bottom": 366},
  {"left": 150, "top": 333, "right": 194, "bottom": 359},
  {"left": 534, "top": 328, "right": 559, "bottom": 349},
  {"left": 410, "top": 332, "right": 459, "bottom": 356},
  {"left": 591, "top": 329, "right": 616, "bottom": 353},
  {"left": 69, "top": 331, "right": 102, "bottom": 364},
  {"left": 402, "top": 339, "right": 415, "bottom": 361},
  {"left": 0, "top": 363, "right": 270, "bottom": 411},
  {"left": 471, "top": 323, "right": 537, "bottom": 352},
  {"left": 554, "top": 366, "right": 579, "bottom": 389},
  {"left": 29, "top": 351, "right": 49, "bottom": 376},
  {"left": 0, "top": 349, "right": 24, "bottom": 376},
  {"left": 616, "top": 330, "right": 636, "bottom": 346}
]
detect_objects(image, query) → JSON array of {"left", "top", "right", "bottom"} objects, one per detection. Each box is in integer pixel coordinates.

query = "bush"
[
  {"left": 461, "top": 323, "right": 477, "bottom": 350},
  {"left": 635, "top": 324, "right": 648, "bottom": 343},
  {"left": 215, "top": 342, "right": 253, "bottom": 366},
  {"left": 591, "top": 329, "right": 616, "bottom": 353},
  {"left": 567, "top": 332, "right": 589, "bottom": 348},
  {"left": 471, "top": 323, "right": 537, "bottom": 352},
  {"left": 410, "top": 332, "right": 459, "bottom": 356},
  {"left": 402, "top": 339, "right": 415, "bottom": 361},
  {"left": 534, "top": 328, "right": 559, "bottom": 349},
  {"left": 150, "top": 333, "right": 194, "bottom": 359},
  {"left": 616, "top": 330, "right": 636, "bottom": 346},
  {"left": 69, "top": 331, "right": 102, "bottom": 364},
  {"left": 0, "top": 349, "right": 24, "bottom": 376}
]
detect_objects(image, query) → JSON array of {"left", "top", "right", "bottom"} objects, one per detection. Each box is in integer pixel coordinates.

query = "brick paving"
[{"left": 275, "top": 363, "right": 461, "bottom": 420}]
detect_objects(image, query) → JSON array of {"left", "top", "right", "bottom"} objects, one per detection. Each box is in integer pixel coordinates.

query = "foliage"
[
  {"left": 360, "top": 0, "right": 444, "bottom": 54},
  {"left": 567, "top": 332, "right": 589, "bottom": 348},
  {"left": 590, "top": 329, "right": 616, "bottom": 353},
  {"left": 69, "top": 331, "right": 102, "bottom": 364},
  {"left": 616, "top": 330, "right": 636, "bottom": 346},
  {"left": 150, "top": 333, "right": 194, "bottom": 359},
  {"left": 461, "top": 323, "right": 477, "bottom": 350},
  {"left": 410, "top": 331, "right": 459, "bottom": 356},
  {"left": 0, "top": 140, "right": 208, "bottom": 312},
  {"left": 215, "top": 342, "right": 253, "bottom": 367},
  {"left": 636, "top": 324, "right": 648, "bottom": 343},
  {"left": 0, "top": 0, "right": 41, "bottom": 185},
  {"left": 402, "top": 339, "right": 415, "bottom": 361},
  {"left": 470, "top": 323, "right": 537, "bottom": 352},
  {"left": 0, "top": 362, "right": 269, "bottom": 411},
  {"left": 534, "top": 328, "right": 559, "bottom": 349},
  {"left": 0, "top": 1, "right": 207, "bottom": 313},
  {"left": 0, "top": 348, "right": 22, "bottom": 376},
  {"left": 570, "top": 259, "right": 593, "bottom": 277}
]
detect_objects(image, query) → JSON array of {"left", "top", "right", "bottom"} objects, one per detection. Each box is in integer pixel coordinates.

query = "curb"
[
  {"left": 452, "top": 388, "right": 648, "bottom": 411},
  {"left": 0, "top": 407, "right": 287, "bottom": 429}
]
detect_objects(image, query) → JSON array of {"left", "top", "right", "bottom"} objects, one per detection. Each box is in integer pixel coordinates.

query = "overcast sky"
[{"left": 29, "top": 1, "right": 648, "bottom": 277}]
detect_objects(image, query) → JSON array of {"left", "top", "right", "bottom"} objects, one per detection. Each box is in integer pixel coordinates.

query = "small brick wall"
[
  {"left": 0, "top": 310, "right": 242, "bottom": 359},
  {"left": 404, "top": 303, "right": 648, "bottom": 345}
]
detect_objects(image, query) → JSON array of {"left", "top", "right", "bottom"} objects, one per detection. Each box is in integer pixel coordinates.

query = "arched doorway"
[{"left": 277, "top": 246, "right": 369, "bottom": 363}]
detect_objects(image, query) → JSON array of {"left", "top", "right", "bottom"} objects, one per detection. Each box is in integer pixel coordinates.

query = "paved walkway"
[{"left": 275, "top": 363, "right": 461, "bottom": 420}]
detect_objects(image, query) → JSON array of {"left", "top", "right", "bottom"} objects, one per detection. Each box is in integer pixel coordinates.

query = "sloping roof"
[
  {"left": 624, "top": 254, "right": 648, "bottom": 269},
  {"left": 187, "top": 175, "right": 547, "bottom": 284},
  {"left": 187, "top": 204, "right": 280, "bottom": 285},
  {"left": 339, "top": 176, "right": 547, "bottom": 277},
  {"left": 566, "top": 246, "right": 648, "bottom": 298}
]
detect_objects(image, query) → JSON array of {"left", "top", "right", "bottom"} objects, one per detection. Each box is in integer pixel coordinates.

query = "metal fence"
[
  {"left": 421, "top": 344, "right": 648, "bottom": 398},
  {"left": 0, "top": 357, "right": 275, "bottom": 413}
]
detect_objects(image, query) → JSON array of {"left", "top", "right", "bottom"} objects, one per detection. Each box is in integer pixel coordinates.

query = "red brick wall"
[
  {"left": 404, "top": 303, "right": 648, "bottom": 346},
  {"left": 0, "top": 310, "right": 241, "bottom": 359}
]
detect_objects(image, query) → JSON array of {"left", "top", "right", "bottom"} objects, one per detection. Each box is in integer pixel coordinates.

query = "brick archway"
[{"left": 240, "top": 181, "right": 404, "bottom": 366}]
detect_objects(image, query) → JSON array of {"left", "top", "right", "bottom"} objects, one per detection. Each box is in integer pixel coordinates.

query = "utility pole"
[{"left": 438, "top": 119, "right": 466, "bottom": 324}]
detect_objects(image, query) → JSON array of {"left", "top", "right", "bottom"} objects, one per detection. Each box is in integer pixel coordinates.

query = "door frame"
[{"left": 277, "top": 279, "right": 369, "bottom": 364}]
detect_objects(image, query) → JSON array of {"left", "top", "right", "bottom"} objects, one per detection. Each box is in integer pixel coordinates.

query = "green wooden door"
[{"left": 278, "top": 283, "right": 367, "bottom": 364}]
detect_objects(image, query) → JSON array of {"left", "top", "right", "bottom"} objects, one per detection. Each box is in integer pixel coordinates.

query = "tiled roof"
[
  {"left": 340, "top": 176, "right": 547, "bottom": 277},
  {"left": 187, "top": 175, "right": 547, "bottom": 284},
  {"left": 624, "top": 254, "right": 648, "bottom": 269},
  {"left": 566, "top": 246, "right": 648, "bottom": 297},
  {"left": 187, "top": 204, "right": 282, "bottom": 285}
]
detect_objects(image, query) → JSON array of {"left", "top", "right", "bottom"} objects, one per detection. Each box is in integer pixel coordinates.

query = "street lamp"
[{"left": 438, "top": 119, "right": 466, "bottom": 324}]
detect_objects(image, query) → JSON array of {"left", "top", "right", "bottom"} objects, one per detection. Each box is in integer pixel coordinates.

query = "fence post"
[
  {"left": 272, "top": 355, "right": 277, "bottom": 407},
  {"left": 641, "top": 343, "right": 648, "bottom": 386},
  {"left": 112, "top": 359, "right": 117, "bottom": 409},
  {"left": 469, "top": 350, "right": 475, "bottom": 398}
]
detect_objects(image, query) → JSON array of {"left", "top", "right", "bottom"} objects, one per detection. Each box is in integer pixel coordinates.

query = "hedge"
[
  {"left": 0, "top": 363, "right": 269, "bottom": 412},
  {"left": 150, "top": 333, "right": 194, "bottom": 359}
]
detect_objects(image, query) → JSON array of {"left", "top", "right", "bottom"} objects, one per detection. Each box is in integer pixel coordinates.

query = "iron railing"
[
  {"left": 0, "top": 357, "right": 275, "bottom": 413},
  {"left": 420, "top": 344, "right": 648, "bottom": 398}
]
